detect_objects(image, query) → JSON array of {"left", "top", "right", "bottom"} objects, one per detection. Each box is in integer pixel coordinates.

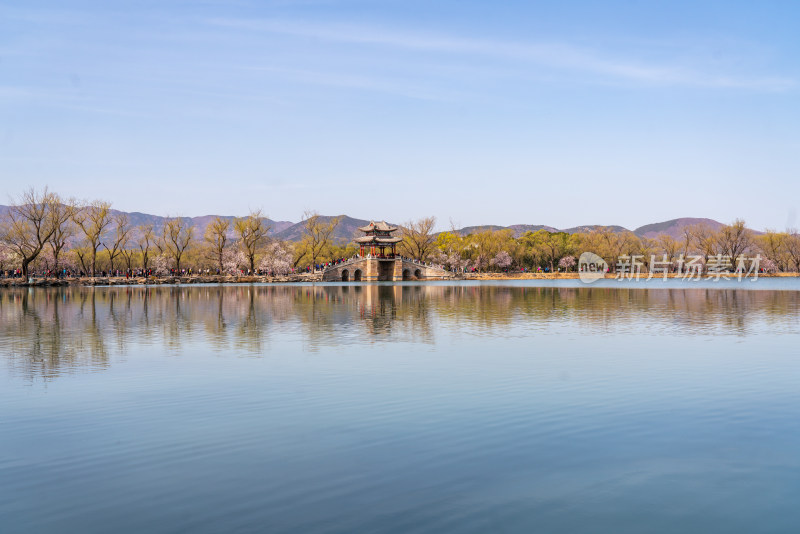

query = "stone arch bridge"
[{"left": 322, "top": 257, "right": 454, "bottom": 282}]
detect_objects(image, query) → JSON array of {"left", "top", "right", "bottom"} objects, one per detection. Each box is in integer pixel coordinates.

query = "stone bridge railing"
[
  {"left": 322, "top": 256, "right": 454, "bottom": 282},
  {"left": 324, "top": 257, "right": 364, "bottom": 271}
]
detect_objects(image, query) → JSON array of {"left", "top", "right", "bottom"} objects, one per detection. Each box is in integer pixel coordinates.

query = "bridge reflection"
[{"left": 2, "top": 284, "right": 799, "bottom": 380}]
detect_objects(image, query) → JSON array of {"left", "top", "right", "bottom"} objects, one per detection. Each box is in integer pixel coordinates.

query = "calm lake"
[{"left": 2, "top": 281, "right": 800, "bottom": 533}]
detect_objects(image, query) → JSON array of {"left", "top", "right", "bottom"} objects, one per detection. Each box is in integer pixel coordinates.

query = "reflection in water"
[
  {"left": 2, "top": 284, "right": 799, "bottom": 380},
  {"left": 3, "top": 282, "right": 800, "bottom": 534}
]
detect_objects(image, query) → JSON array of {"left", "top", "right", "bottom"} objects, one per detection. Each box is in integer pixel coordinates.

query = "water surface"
[{"left": 2, "top": 282, "right": 799, "bottom": 533}]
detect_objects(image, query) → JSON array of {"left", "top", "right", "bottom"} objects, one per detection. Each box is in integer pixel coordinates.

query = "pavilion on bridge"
[
  {"left": 355, "top": 221, "right": 402, "bottom": 258},
  {"left": 321, "top": 220, "right": 453, "bottom": 281}
]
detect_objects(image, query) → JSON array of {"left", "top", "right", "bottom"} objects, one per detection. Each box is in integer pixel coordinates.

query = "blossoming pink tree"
[
  {"left": 558, "top": 256, "right": 576, "bottom": 271},
  {"left": 490, "top": 251, "right": 512, "bottom": 270},
  {"left": 258, "top": 242, "right": 293, "bottom": 275}
]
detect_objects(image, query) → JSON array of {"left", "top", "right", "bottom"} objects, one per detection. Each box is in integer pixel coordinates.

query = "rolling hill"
[
  {"left": 0, "top": 205, "right": 752, "bottom": 243},
  {"left": 273, "top": 215, "right": 373, "bottom": 242},
  {"left": 632, "top": 218, "right": 724, "bottom": 239},
  {"left": 451, "top": 220, "right": 727, "bottom": 238}
]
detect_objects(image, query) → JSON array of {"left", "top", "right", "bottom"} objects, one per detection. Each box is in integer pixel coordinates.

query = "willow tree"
[
  {"left": 434, "top": 230, "right": 468, "bottom": 271},
  {"left": 137, "top": 224, "right": 155, "bottom": 270},
  {"left": 399, "top": 216, "right": 437, "bottom": 261},
  {"left": 73, "top": 200, "right": 112, "bottom": 277},
  {"left": 297, "top": 211, "right": 341, "bottom": 269},
  {"left": 0, "top": 187, "right": 74, "bottom": 277},
  {"left": 234, "top": 210, "right": 270, "bottom": 272},
  {"left": 518, "top": 230, "right": 544, "bottom": 270},
  {"left": 716, "top": 219, "right": 753, "bottom": 263},
  {"left": 657, "top": 234, "right": 680, "bottom": 263},
  {"left": 120, "top": 246, "right": 137, "bottom": 272},
  {"left": 756, "top": 230, "right": 788, "bottom": 272},
  {"left": 680, "top": 225, "right": 694, "bottom": 259},
  {"left": 72, "top": 246, "right": 91, "bottom": 276},
  {"left": 48, "top": 200, "right": 77, "bottom": 274},
  {"left": 162, "top": 217, "right": 194, "bottom": 272},
  {"left": 204, "top": 217, "right": 230, "bottom": 272},
  {"left": 541, "top": 231, "right": 571, "bottom": 273},
  {"left": 462, "top": 229, "right": 514, "bottom": 272},
  {"left": 102, "top": 213, "right": 131, "bottom": 272},
  {"left": 785, "top": 230, "right": 800, "bottom": 272},
  {"left": 690, "top": 223, "right": 719, "bottom": 262}
]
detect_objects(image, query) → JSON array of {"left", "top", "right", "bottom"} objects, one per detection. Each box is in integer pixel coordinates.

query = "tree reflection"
[{"left": 1, "top": 283, "right": 798, "bottom": 381}]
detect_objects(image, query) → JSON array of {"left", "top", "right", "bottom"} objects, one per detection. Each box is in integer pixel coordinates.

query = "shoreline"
[
  {"left": 461, "top": 272, "right": 799, "bottom": 280},
  {"left": 2, "top": 271, "right": 798, "bottom": 287},
  {"left": 0, "top": 273, "right": 322, "bottom": 287}
]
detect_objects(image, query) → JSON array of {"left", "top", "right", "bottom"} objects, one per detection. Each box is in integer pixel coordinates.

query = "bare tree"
[
  {"left": 690, "top": 223, "right": 718, "bottom": 261},
  {"left": 153, "top": 227, "right": 166, "bottom": 256},
  {"left": 162, "top": 217, "right": 194, "bottom": 272},
  {"left": 102, "top": 213, "right": 131, "bottom": 273},
  {"left": 635, "top": 237, "right": 658, "bottom": 270},
  {"left": 399, "top": 216, "right": 437, "bottom": 261},
  {"left": 137, "top": 224, "right": 155, "bottom": 270},
  {"left": 48, "top": 199, "right": 78, "bottom": 274},
  {"left": 680, "top": 225, "right": 694, "bottom": 259},
  {"left": 0, "top": 187, "right": 73, "bottom": 278},
  {"left": 716, "top": 219, "right": 753, "bottom": 263},
  {"left": 204, "top": 217, "right": 230, "bottom": 272},
  {"left": 784, "top": 229, "right": 800, "bottom": 272},
  {"left": 297, "top": 211, "right": 341, "bottom": 269},
  {"left": 73, "top": 246, "right": 91, "bottom": 276},
  {"left": 234, "top": 210, "right": 270, "bottom": 272},
  {"left": 121, "top": 246, "right": 137, "bottom": 272},
  {"left": 73, "top": 200, "right": 112, "bottom": 277},
  {"left": 657, "top": 234, "right": 680, "bottom": 262}
]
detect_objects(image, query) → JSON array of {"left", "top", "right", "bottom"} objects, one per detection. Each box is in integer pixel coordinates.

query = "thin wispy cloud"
[
  {"left": 209, "top": 18, "right": 795, "bottom": 91},
  {"left": 240, "top": 65, "right": 464, "bottom": 101},
  {"left": 3, "top": 2, "right": 798, "bottom": 230}
]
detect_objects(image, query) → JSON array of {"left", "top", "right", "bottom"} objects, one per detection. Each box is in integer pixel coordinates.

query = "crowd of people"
[
  {"left": 1, "top": 266, "right": 317, "bottom": 280},
  {"left": 1, "top": 253, "right": 453, "bottom": 281},
  {"left": 1, "top": 268, "right": 155, "bottom": 279}
]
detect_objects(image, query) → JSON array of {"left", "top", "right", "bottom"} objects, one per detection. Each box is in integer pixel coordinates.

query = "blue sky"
[{"left": 1, "top": 1, "right": 799, "bottom": 230}]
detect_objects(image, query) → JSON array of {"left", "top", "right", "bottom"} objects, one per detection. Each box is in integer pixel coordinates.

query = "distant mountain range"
[
  {"left": 0, "top": 206, "right": 737, "bottom": 243},
  {"left": 273, "top": 215, "right": 373, "bottom": 242},
  {"left": 633, "top": 218, "right": 726, "bottom": 239},
  {"left": 452, "top": 218, "right": 727, "bottom": 239}
]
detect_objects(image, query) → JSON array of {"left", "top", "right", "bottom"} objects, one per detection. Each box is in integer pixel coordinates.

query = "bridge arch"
[{"left": 322, "top": 257, "right": 453, "bottom": 281}]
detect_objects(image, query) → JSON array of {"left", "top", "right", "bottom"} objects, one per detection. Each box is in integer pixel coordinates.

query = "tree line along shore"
[
  {"left": 3, "top": 271, "right": 797, "bottom": 289},
  {"left": 3, "top": 187, "right": 800, "bottom": 282}
]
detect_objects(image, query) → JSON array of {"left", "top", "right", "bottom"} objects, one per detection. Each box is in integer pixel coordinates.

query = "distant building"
[
  {"left": 321, "top": 220, "right": 453, "bottom": 282},
  {"left": 354, "top": 221, "right": 402, "bottom": 258}
]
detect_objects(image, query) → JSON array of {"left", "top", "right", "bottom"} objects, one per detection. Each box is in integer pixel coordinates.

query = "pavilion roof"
[
  {"left": 357, "top": 220, "right": 398, "bottom": 233},
  {"left": 354, "top": 236, "right": 403, "bottom": 244}
]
